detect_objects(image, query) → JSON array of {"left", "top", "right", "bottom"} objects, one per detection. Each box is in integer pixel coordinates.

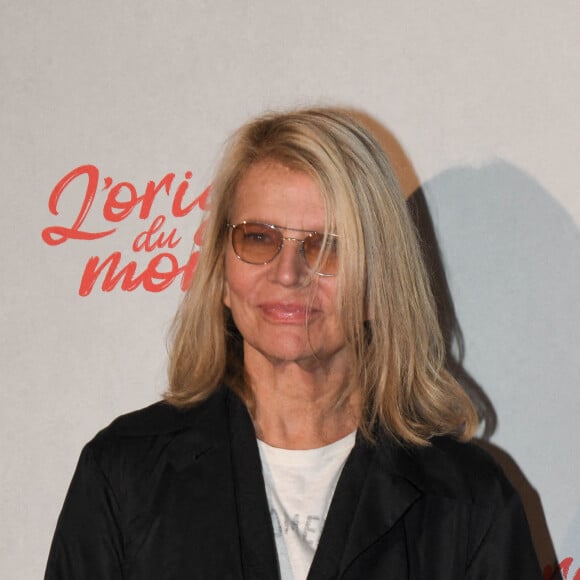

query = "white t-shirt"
[{"left": 257, "top": 432, "right": 356, "bottom": 580}]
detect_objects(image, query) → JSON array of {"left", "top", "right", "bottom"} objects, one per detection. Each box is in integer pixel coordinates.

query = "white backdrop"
[{"left": 1, "top": 1, "right": 579, "bottom": 577}]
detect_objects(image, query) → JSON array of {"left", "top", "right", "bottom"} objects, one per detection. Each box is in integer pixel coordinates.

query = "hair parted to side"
[{"left": 165, "top": 107, "right": 479, "bottom": 445}]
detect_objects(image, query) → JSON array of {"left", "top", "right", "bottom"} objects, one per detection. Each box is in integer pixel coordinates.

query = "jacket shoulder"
[
  {"left": 83, "top": 389, "right": 228, "bottom": 476},
  {"left": 104, "top": 400, "right": 197, "bottom": 436},
  {"left": 392, "top": 436, "right": 513, "bottom": 507},
  {"left": 96, "top": 388, "right": 226, "bottom": 439}
]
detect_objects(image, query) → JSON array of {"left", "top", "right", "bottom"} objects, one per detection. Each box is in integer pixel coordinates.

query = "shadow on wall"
[
  {"left": 352, "top": 109, "right": 580, "bottom": 578},
  {"left": 414, "top": 164, "right": 579, "bottom": 577},
  {"left": 406, "top": 191, "right": 497, "bottom": 437},
  {"left": 410, "top": 168, "right": 580, "bottom": 579}
]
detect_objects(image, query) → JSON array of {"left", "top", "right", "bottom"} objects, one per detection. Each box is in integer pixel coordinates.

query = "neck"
[{"left": 244, "top": 348, "right": 360, "bottom": 450}]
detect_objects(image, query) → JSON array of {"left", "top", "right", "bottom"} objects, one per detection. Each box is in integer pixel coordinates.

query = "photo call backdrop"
[{"left": 1, "top": 1, "right": 579, "bottom": 578}]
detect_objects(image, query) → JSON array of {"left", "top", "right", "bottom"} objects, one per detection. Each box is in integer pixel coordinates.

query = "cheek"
[
  {"left": 223, "top": 254, "right": 253, "bottom": 310},
  {"left": 223, "top": 251, "right": 238, "bottom": 309},
  {"left": 317, "top": 279, "right": 338, "bottom": 311}
]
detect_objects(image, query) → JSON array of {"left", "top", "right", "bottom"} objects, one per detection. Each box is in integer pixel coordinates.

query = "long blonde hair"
[{"left": 165, "top": 107, "right": 478, "bottom": 445}]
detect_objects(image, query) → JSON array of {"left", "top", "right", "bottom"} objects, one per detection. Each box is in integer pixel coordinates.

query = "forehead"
[{"left": 230, "top": 160, "right": 327, "bottom": 230}]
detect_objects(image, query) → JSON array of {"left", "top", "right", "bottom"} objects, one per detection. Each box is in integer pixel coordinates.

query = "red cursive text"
[
  {"left": 42, "top": 165, "right": 209, "bottom": 246},
  {"left": 41, "top": 164, "right": 210, "bottom": 295}
]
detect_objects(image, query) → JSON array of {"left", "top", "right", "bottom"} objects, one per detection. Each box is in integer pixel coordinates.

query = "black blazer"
[{"left": 45, "top": 387, "right": 542, "bottom": 579}]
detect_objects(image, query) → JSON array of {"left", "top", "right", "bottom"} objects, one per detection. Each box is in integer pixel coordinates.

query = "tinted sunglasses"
[{"left": 227, "top": 221, "right": 338, "bottom": 276}]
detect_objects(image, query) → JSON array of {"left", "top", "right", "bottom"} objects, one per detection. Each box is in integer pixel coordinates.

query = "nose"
[{"left": 268, "top": 238, "right": 309, "bottom": 286}]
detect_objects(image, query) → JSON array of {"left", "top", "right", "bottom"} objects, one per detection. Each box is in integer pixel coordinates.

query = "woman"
[{"left": 45, "top": 108, "right": 542, "bottom": 579}]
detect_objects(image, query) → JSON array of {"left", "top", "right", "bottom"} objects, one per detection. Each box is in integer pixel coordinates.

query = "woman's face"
[{"left": 223, "top": 160, "right": 348, "bottom": 371}]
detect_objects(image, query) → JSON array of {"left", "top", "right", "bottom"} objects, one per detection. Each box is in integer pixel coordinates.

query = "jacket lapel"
[
  {"left": 308, "top": 434, "right": 422, "bottom": 579},
  {"left": 306, "top": 434, "right": 374, "bottom": 579},
  {"left": 161, "top": 388, "right": 278, "bottom": 580},
  {"left": 227, "top": 390, "right": 281, "bottom": 580}
]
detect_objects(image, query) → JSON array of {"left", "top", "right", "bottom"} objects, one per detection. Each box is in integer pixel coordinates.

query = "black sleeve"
[
  {"left": 466, "top": 485, "right": 542, "bottom": 580},
  {"left": 44, "top": 443, "right": 124, "bottom": 579}
]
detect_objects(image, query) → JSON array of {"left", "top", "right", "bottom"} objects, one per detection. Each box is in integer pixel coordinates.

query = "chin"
[
  {"left": 247, "top": 334, "right": 346, "bottom": 367},
  {"left": 255, "top": 341, "right": 319, "bottom": 364}
]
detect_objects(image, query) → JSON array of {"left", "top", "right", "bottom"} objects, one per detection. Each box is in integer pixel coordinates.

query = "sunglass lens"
[
  {"left": 304, "top": 233, "right": 338, "bottom": 275},
  {"left": 233, "top": 223, "right": 280, "bottom": 264}
]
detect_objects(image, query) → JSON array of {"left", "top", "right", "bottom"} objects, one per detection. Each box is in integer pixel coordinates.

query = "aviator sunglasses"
[{"left": 226, "top": 221, "right": 338, "bottom": 276}]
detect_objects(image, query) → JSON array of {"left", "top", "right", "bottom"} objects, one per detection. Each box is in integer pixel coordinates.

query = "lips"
[{"left": 259, "top": 303, "right": 319, "bottom": 323}]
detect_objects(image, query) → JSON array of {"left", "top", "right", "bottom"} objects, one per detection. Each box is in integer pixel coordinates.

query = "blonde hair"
[{"left": 165, "top": 107, "right": 478, "bottom": 445}]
